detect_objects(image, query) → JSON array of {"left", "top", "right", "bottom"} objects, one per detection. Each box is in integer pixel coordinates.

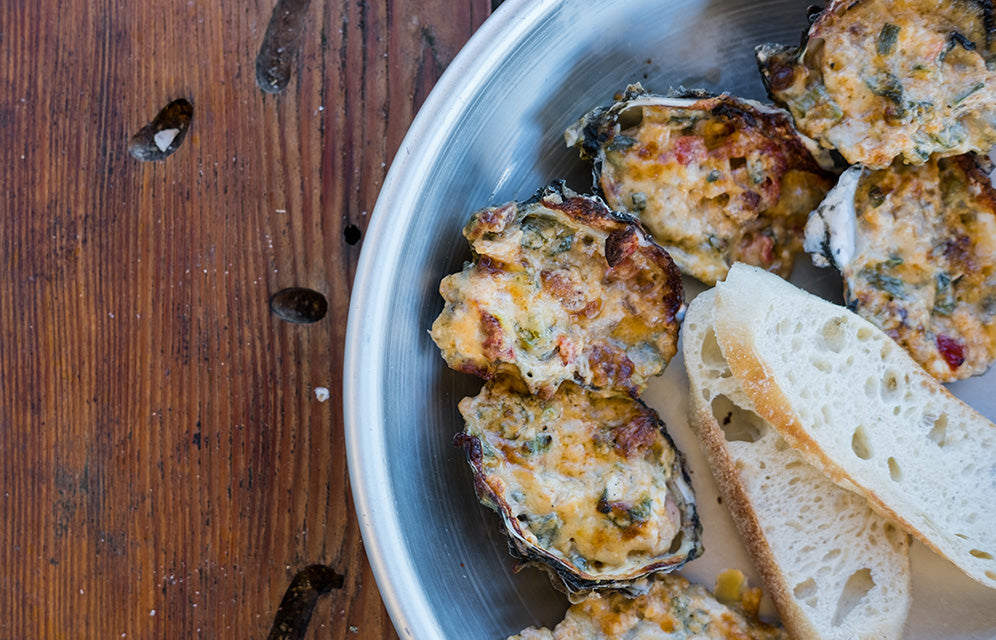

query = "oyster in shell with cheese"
[
  {"left": 805, "top": 155, "right": 996, "bottom": 381},
  {"left": 508, "top": 571, "right": 786, "bottom": 640},
  {"left": 430, "top": 181, "right": 685, "bottom": 398},
  {"left": 455, "top": 376, "right": 702, "bottom": 601},
  {"left": 566, "top": 84, "right": 835, "bottom": 286},
  {"left": 757, "top": 0, "right": 996, "bottom": 168}
]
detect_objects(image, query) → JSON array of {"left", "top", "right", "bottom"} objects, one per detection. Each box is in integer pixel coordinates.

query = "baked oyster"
[
  {"left": 757, "top": 0, "right": 996, "bottom": 169},
  {"left": 430, "top": 181, "right": 685, "bottom": 398},
  {"left": 508, "top": 571, "right": 786, "bottom": 640},
  {"left": 565, "top": 84, "right": 835, "bottom": 286},
  {"left": 455, "top": 376, "right": 702, "bottom": 601},
  {"left": 805, "top": 155, "right": 996, "bottom": 381}
]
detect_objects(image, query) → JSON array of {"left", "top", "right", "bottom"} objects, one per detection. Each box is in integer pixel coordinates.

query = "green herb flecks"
[
  {"left": 877, "top": 23, "right": 901, "bottom": 56},
  {"left": 627, "top": 497, "right": 653, "bottom": 524},
  {"left": 608, "top": 134, "right": 638, "bottom": 153},
  {"left": 955, "top": 82, "right": 985, "bottom": 105},
  {"left": 529, "top": 514, "right": 560, "bottom": 547},
  {"left": 524, "top": 433, "right": 553, "bottom": 456},
  {"left": 934, "top": 272, "right": 956, "bottom": 315},
  {"left": 747, "top": 158, "right": 766, "bottom": 185},
  {"left": 860, "top": 265, "right": 907, "bottom": 299},
  {"left": 516, "top": 327, "right": 541, "bottom": 350},
  {"left": 795, "top": 84, "right": 844, "bottom": 122},
  {"left": 520, "top": 215, "right": 575, "bottom": 254},
  {"left": 865, "top": 72, "right": 905, "bottom": 107}
]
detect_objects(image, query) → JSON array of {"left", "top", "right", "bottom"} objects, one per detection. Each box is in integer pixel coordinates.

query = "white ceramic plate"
[{"left": 344, "top": 1, "right": 996, "bottom": 637}]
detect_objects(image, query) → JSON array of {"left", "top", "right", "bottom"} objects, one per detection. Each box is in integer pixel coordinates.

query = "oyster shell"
[
  {"left": 757, "top": 0, "right": 996, "bottom": 168},
  {"left": 566, "top": 84, "right": 836, "bottom": 286},
  {"left": 507, "top": 572, "right": 787, "bottom": 640},
  {"left": 430, "top": 181, "right": 685, "bottom": 398},
  {"left": 455, "top": 376, "right": 702, "bottom": 601},
  {"left": 805, "top": 154, "right": 996, "bottom": 381}
]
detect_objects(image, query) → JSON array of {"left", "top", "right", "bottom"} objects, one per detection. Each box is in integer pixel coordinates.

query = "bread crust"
[
  {"left": 713, "top": 263, "right": 996, "bottom": 590},
  {"left": 685, "top": 288, "right": 911, "bottom": 639},
  {"left": 687, "top": 386, "right": 824, "bottom": 639}
]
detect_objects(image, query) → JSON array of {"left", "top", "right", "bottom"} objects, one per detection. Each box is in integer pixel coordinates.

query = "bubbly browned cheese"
[
  {"left": 456, "top": 376, "right": 701, "bottom": 598},
  {"left": 831, "top": 155, "right": 996, "bottom": 381},
  {"left": 566, "top": 87, "right": 834, "bottom": 286},
  {"left": 430, "top": 182, "right": 684, "bottom": 397},
  {"left": 758, "top": 0, "right": 996, "bottom": 168},
  {"left": 507, "top": 573, "right": 786, "bottom": 640}
]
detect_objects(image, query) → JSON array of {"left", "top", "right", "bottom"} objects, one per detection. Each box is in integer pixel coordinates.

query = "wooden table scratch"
[{"left": 0, "top": 0, "right": 490, "bottom": 636}]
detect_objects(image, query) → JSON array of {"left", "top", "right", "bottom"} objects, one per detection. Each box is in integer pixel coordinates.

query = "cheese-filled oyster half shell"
[
  {"left": 805, "top": 155, "right": 996, "bottom": 381},
  {"left": 508, "top": 572, "right": 786, "bottom": 640},
  {"left": 430, "top": 181, "right": 685, "bottom": 397},
  {"left": 455, "top": 376, "right": 702, "bottom": 601},
  {"left": 757, "top": 0, "right": 996, "bottom": 168},
  {"left": 565, "top": 84, "right": 835, "bottom": 286}
]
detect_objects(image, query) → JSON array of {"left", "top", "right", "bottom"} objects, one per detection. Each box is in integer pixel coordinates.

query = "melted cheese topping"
[
  {"left": 460, "top": 377, "right": 694, "bottom": 579},
  {"left": 508, "top": 574, "right": 786, "bottom": 640},
  {"left": 580, "top": 94, "right": 831, "bottom": 285},
  {"left": 430, "top": 185, "right": 683, "bottom": 396},
  {"left": 762, "top": 0, "right": 996, "bottom": 168},
  {"left": 843, "top": 155, "right": 996, "bottom": 381}
]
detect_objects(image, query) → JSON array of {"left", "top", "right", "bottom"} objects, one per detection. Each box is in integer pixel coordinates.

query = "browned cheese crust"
[
  {"left": 758, "top": 0, "right": 996, "bottom": 168},
  {"left": 843, "top": 154, "right": 996, "bottom": 381},
  {"left": 455, "top": 376, "right": 701, "bottom": 598},
  {"left": 430, "top": 181, "right": 685, "bottom": 397},
  {"left": 567, "top": 86, "right": 834, "bottom": 285}
]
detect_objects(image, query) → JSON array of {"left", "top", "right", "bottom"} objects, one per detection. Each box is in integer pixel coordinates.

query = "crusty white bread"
[
  {"left": 712, "top": 263, "right": 996, "bottom": 590},
  {"left": 684, "top": 288, "right": 912, "bottom": 640}
]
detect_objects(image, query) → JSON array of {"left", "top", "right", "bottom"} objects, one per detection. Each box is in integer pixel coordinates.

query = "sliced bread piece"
[
  {"left": 713, "top": 263, "right": 996, "bottom": 590},
  {"left": 684, "top": 288, "right": 912, "bottom": 640}
]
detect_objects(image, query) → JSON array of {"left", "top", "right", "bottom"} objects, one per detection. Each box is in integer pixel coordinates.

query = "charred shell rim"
[
  {"left": 466, "top": 180, "right": 687, "bottom": 325},
  {"left": 452, "top": 398, "right": 703, "bottom": 601},
  {"left": 754, "top": 42, "right": 804, "bottom": 99},
  {"left": 566, "top": 84, "right": 839, "bottom": 190}
]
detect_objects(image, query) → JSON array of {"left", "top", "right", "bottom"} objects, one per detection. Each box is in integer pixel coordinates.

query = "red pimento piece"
[
  {"left": 936, "top": 334, "right": 966, "bottom": 370},
  {"left": 672, "top": 136, "right": 706, "bottom": 165}
]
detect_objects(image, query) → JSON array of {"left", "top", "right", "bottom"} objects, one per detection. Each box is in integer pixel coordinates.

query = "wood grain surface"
[{"left": 1, "top": 0, "right": 490, "bottom": 637}]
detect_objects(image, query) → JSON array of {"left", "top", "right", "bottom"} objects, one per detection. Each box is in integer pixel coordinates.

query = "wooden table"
[{"left": 2, "top": 1, "right": 492, "bottom": 636}]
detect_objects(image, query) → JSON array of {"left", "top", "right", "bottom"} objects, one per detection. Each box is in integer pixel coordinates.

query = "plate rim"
[{"left": 343, "top": 1, "right": 563, "bottom": 637}]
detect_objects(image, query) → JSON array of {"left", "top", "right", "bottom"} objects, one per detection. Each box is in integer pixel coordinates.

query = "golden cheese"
[
  {"left": 759, "top": 0, "right": 996, "bottom": 168},
  {"left": 837, "top": 155, "right": 996, "bottom": 381},
  {"left": 508, "top": 573, "right": 787, "bottom": 640},
  {"left": 430, "top": 182, "right": 684, "bottom": 397},
  {"left": 567, "top": 87, "right": 833, "bottom": 285},
  {"left": 456, "top": 376, "right": 700, "bottom": 593}
]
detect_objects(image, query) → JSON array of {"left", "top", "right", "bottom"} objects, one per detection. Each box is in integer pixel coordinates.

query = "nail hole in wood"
[
  {"left": 343, "top": 224, "right": 361, "bottom": 245},
  {"left": 128, "top": 99, "right": 193, "bottom": 161},
  {"left": 267, "top": 564, "right": 344, "bottom": 640},
  {"left": 270, "top": 287, "right": 328, "bottom": 324},
  {"left": 256, "top": 0, "right": 312, "bottom": 93}
]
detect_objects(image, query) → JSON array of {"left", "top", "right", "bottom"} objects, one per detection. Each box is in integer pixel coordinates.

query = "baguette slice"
[
  {"left": 713, "top": 263, "right": 996, "bottom": 590},
  {"left": 684, "top": 288, "right": 911, "bottom": 640}
]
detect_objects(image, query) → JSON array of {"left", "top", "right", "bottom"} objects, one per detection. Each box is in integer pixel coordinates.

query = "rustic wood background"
[{"left": 1, "top": 0, "right": 491, "bottom": 637}]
